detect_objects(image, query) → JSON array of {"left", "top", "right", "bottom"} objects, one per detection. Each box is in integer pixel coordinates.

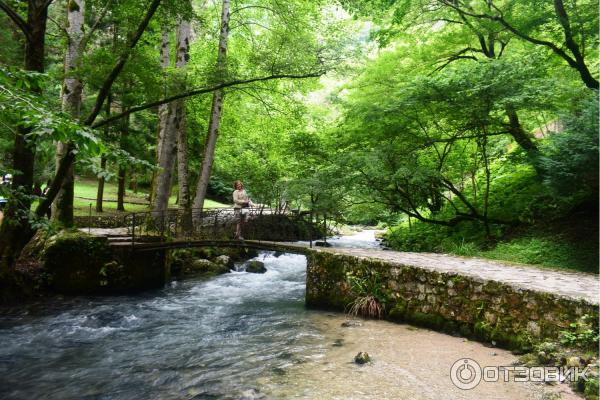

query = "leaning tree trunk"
[
  {"left": 54, "top": 0, "right": 85, "bottom": 226},
  {"left": 0, "top": 0, "right": 48, "bottom": 271},
  {"left": 192, "top": 0, "right": 230, "bottom": 211},
  {"left": 175, "top": 16, "right": 191, "bottom": 210}
]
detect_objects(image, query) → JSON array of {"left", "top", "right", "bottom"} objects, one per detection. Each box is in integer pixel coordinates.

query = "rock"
[
  {"left": 273, "top": 251, "right": 284, "bottom": 258},
  {"left": 238, "top": 388, "right": 266, "bottom": 400},
  {"left": 315, "top": 241, "right": 332, "bottom": 247},
  {"left": 213, "top": 255, "right": 234, "bottom": 269},
  {"left": 222, "top": 247, "right": 259, "bottom": 263},
  {"left": 245, "top": 260, "right": 266, "bottom": 274},
  {"left": 566, "top": 356, "right": 582, "bottom": 367},
  {"left": 341, "top": 320, "right": 363, "bottom": 328},
  {"left": 184, "top": 259, "right": 229, "bottom": 276},
  {"left": 354, "top": 351, "right": 371, "bottom": 364}
]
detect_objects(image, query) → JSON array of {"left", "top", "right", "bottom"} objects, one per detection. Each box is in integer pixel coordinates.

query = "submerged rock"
[
  {"left": 238, "top": 388, "right": 266, "bottom": 400},
  {"left": 245, "top": 260, "right": 266, "bottom": 274},
  {"left": 341, "top": 320, "right": 363, "bottom": 328},
  {"left": 354, "top": 351, "right": 371, "bottom": 364}
]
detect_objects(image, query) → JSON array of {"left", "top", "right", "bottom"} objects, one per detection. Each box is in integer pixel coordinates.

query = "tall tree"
[
  {"left": 0, "top": 0, "right": 51, "bottom": 271},
  {"left": 54, "top": 0, "right": 85, "bottom": 226},
  {"left": 149, "top": 28, "right": 171, "bottom": 206},
  {"left": 192, "top": 0, "right": 230, "bottom": 211},
  {"left": 174, "top": 15, "right": 191, "bottom": 210}
]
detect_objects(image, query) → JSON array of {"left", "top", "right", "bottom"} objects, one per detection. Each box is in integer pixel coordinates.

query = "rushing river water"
[{"left": 0, "top": 231, "right": 577, "bottom": 399}]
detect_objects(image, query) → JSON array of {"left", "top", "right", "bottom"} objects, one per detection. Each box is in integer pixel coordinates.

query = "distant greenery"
[{"left": 68, "top": 179, "right": 228, "bottom": 216}]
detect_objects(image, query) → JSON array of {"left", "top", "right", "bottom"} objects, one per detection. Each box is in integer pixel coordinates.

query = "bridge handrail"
[{"left": 112, "top": 206, "right": 321, "bottom": 248}]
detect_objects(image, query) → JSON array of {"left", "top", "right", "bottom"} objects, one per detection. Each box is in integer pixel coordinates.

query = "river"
[{"left": 0, "top": 230, "right": 577, "bottom": 399}]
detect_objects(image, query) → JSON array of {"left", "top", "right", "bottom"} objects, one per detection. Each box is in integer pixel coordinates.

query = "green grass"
[
  {"left": 385, "top": 211, "right": 598, "bottom": 274},
  {"left": 72, "top": 178, "right": 228, "bottom": 216},
  {"left": 478, "top": 235, "right": 598, "bottom": 273}
]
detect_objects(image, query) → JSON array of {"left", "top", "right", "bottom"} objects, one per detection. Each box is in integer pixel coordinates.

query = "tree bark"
[
  {"left": 96, "top": 156, "right": 106, "bottom": 212},
  {"left": 0, "top": 0, "right": 48, "bottom": 271},
  {"left": 117, "top": 165, "right": 126, "bottom": 211},
  {"left": 152, "top": 103, "right": 177, "bottom": 212},
  {"left": 193, "top": 0, "right": 230, "bottom": 211},
  {"left": 506, "top": 107, "right": 536, "bottom": 151},
  {"left": 175, "top": 16, "right": 191, "bottom": 210},
  {"left": 117, "top": 108, "right": 130, "bottom": 212},
  {"left": 54, "top": 0, "right": 85, "bottom": 227},
  {"left": 150, "top": 29, "right": 170, "bottom": 206},
  {"left": 96, "top": 91, "right": 111, "bottom": 213}
]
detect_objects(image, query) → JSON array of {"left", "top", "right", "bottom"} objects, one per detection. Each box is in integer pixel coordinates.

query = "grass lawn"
[{"left": 72, "top": 178, "right": 228, "bottom": 216}]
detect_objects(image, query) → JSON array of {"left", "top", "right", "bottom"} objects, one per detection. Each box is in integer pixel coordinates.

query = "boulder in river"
[
  {"left": 354, "top": 351, "right": 371, "bottom": 364},
  {"left": 315, "top": 241, "right": 332, "bottom": 247},
  {"left": 341, "top": 320, "right": 363, "bottom": 328},
  {"left": 245, "top": 260, "right": 266, "bottom": 274},
  {"left": 185, "top": 259, "right": 229, "bottom": 276},
  {"left": 213, "top": 255, "right": 234, "bottom": 269}
]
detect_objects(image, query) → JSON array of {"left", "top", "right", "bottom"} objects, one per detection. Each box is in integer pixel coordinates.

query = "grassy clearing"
[{"left": 72, "top": 178, "right": 228, "bottom": 216}]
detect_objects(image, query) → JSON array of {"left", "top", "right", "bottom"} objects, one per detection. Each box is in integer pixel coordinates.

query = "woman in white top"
[{"left": 233, "top": 180, "right": 253, "bottom": 239}]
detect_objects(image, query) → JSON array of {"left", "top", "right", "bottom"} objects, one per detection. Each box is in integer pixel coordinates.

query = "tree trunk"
[
  {"left": 150, "top": 29, "right": 171, "bottom": 206},
  {"left": 175, "top": 16, "right": 191, "bottom": 210},
  {"left": 193, "top": 0, "right": 230, "bottom": 211},
  {"left": 505, "top": 106, "right": 538, "bottom": 153},
  {"left": 96, "top": 91, "right": 111, "bottom": 213},
  {"left": 54, "top": 0, "right": 85, "bottom": 227},
  {"left": 153, "top": 102, "right": 178, "bottom": 212},
  {"left": 117, "top": 165, "right": 126, "bottom": 211},
  {"left": 96, "top": 156, "right": 106, "bottom": 212},
  {"left": 117, "top": 109, "right": 130, "bottom": 212},
  {"left": 0, "top": 0, "right": 48, "bottom": 271}
]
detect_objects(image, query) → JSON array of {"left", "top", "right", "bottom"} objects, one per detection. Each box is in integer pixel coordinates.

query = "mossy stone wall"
[
  {"left": 43, "top": 231, "right": 169, "bottom": 294},
  {"left": 305, "top": 252, "right": 598, "bottom": 351}
]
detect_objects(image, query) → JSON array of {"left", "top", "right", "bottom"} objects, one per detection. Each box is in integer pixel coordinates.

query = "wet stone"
[
  {"left": 245, "top": 260, "right": 266, "bottom": 274},
  {"left": 354, "top": 351, "right": 371, "bottom": 364}
]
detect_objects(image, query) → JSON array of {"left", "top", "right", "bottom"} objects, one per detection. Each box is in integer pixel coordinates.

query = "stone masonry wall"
[{"left": 305, "top": 251, "right": 598, "bottom": 351}]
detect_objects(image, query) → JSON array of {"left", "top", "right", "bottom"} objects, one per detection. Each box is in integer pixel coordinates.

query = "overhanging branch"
[
  {"left": 91, "top": 71, "right": 325, "bottom": 128},
  {"left": 0, "top": 1, "right": 30, "bottom": 40},
  {"left": 83, "top": 0, "right": 163, "bottom": 126}
]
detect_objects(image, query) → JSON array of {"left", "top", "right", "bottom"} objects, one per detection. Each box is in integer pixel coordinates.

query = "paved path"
[{"left": 258, "top": 242, "right": 599, "bottom": 305}]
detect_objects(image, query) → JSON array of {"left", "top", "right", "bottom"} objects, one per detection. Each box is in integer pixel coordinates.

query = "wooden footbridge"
[{"left": 87, "top": 207, "right": 326, "bottom": 252}]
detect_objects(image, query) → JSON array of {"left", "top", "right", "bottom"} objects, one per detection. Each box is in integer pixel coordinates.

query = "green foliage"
[
  {"left": 345, "top": 268, "right": 386, "bottom": 318},
  {"left": 538, "top": 94, "right": 599, "bottom": 198},
  {"left": 0, "top": 67, "right": 103, "bottom": 155},
  {"left": 559, "top": 315, "right": 600, "bottom": 351}
]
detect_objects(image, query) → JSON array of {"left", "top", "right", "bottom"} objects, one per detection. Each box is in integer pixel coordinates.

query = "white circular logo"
[{"left": 450, "top": 358, "right": 482, "bottom": 390}]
